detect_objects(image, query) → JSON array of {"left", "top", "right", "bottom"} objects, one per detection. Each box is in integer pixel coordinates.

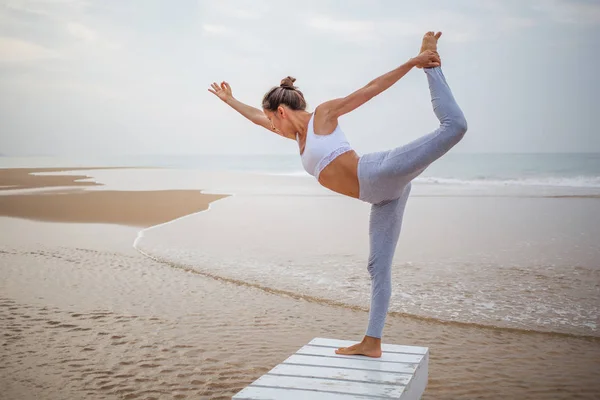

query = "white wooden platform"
[{"left": 233, "top": 337, "right": 429, "bottom": 399}]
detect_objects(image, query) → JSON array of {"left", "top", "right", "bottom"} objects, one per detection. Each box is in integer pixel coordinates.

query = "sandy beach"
[{"left": 1, "top": 168, "right": 599, "bottom": 400}]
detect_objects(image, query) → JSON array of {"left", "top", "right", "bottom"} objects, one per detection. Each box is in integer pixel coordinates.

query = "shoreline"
[{"left": 0, "top": 167, "right": 228, "bottom": 228}]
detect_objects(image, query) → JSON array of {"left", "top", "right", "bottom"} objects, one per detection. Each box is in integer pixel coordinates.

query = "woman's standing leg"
[
  {"left": 365, "top": 183, "right": 412, "bottom": 339},
  {"left": 336, "top": 183, "right": 412, "bottom": 356}
]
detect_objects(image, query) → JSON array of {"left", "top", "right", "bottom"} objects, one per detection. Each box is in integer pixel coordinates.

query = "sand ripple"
[{"left": 1, "top": 244, "right": 599, "bottom": 399}]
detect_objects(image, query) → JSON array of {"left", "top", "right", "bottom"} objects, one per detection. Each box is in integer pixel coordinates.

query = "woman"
[{"left": 208, "top": 32, "right": 467, "bottom": 358}]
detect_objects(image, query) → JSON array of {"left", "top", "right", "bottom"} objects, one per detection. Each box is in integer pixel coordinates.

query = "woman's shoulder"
[{"left": 312, "top": 104, "right": 340, "bottom": 136}]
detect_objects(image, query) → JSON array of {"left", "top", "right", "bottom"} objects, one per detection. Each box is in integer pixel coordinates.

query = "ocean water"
[
  {"left": 2, "top": 152, "right": 600, "bottom": 188},
  {"left": 4, "top": 154, "right": 600, "bottom": 338}
]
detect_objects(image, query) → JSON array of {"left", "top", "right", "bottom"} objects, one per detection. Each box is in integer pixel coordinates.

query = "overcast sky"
[{"left": 0, "top": 0, "right": 598, "bottom": 156}]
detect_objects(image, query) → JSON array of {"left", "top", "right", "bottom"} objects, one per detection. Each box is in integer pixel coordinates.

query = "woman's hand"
[
  {"left": 411, "top": 50, "right": 441, "bottom": 69},
  {"left": 208, "top": 81, "right": 233, "bottom": 102}
]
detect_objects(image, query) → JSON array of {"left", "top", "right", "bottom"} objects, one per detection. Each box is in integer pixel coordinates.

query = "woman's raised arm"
[
  {"left": 208, "top": 81, "right": 277, "bottom": 133},
  {"left": 318, "top": 50, "right": 441, "bottom": 121}
]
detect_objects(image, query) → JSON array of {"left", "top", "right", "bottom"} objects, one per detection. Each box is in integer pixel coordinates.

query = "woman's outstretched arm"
[
  {"left": 208, "top": 82, "right": 277, "bottom": 133},
  {"left": 319, "top": 51, "right": 441, "bottom": 120}
]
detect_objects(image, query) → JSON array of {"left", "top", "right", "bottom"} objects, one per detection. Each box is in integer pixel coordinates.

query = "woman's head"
[{"left": 262, "top": 76, "right": 307, "bottom": 137}]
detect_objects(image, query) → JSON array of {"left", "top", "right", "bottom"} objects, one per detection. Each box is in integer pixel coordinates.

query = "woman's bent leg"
[{"left": 379, "top": 67, "right": 468, "bottom": 186}]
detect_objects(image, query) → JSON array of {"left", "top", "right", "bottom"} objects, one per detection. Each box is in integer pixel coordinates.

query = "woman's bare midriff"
[{"left": 317, "top": 150, "right": 361, "bottom": 199}]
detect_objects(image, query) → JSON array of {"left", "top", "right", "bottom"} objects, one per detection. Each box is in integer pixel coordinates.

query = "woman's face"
[{"left": 264, "top": 107, "right": 293, "bottom": 139}]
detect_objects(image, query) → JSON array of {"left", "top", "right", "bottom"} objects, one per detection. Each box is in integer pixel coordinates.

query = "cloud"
[
  {"left": 306, "top": 11, "right": 482, "bottom": 46},
  {"left": 202, "top": 24, "right": 232, "bottom": 36},
  {"left": 481, "top": 0, "right": 600, "bottom": 26},
  {"left": 200, "top": 23, "right": 268, "bottom": 55},
  {"left": 2, "top": 0, "right": 87, "bottom": 18},
  {"left": 0, "top": 37, "right": 58, "bottom": 63},
  {"left": 66, "top": 21, "right": 97, "bottom": 41},
  {"left": 306, "top": 15, "right": 379, "bottom": 45},
  {"left": 307, "top": 15, "right": 375, "bottom": 35},
  {"left": 532, "top": 0, "right": 600, "bottom": 25},
  {"left": 64, "top": 21, "right": 121, "bottom": 51},
  {"left": 499, "top": 16, "right": 537, "bottom": 31},
  {"left": 205, "top": 0, "right": 267, "bottom": 20}
]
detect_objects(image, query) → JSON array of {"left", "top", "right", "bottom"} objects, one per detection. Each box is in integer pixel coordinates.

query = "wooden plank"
[
  {"left": 401, "top": 352, "right": 429, "bottom": 400},
  {"left": 249, "top": 375, "right": 405, "bottom": 398},
  {"left": 233, "top": 386, "right": 381, "bottom": 400},
  {"left": 283, "top": 354, "right": 418, "bottom": 374},
  {"left": 233, "top": 337, "right": 429, "bottom": 399},
  {"left": 310, "top": 338, "right": 428, "bottom": 355},
  {"left": 297, "top": 345, "right": 424, "bottom": 364},
  {"left": 269, "top": 363, "right": 413, "bottom": 386}
]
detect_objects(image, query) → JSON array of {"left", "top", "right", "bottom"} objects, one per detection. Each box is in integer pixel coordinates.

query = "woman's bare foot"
[
  {"left": 335, "top": 336, "right": 382, "bottom": 358},
  {"left": 420, "top": 31, "right": 442, "bottom": 53}
]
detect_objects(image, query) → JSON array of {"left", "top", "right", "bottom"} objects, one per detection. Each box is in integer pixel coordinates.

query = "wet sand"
[
  {"left": 1, "top": 168, "right": 599, "bottom": 399},
  {"left": 0, "top": 168, "right": 227, "bottom": 227},
  {"left": 2, "top": 218, "right": 599, "bottom": 400}
]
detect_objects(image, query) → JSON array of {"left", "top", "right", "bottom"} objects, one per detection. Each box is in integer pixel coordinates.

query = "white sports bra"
[{"left": 297, "top": 112, "right": 353, "bottom": 178}]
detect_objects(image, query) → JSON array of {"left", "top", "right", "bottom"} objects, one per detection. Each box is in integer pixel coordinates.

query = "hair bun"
[{"left": 280, "top": 76, "right": 296, "bottom": 89}]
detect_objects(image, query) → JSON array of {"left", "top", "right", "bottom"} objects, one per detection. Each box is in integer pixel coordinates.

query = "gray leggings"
[{"left": 357, "top": 67, "right": 468, "bottom": 338}]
